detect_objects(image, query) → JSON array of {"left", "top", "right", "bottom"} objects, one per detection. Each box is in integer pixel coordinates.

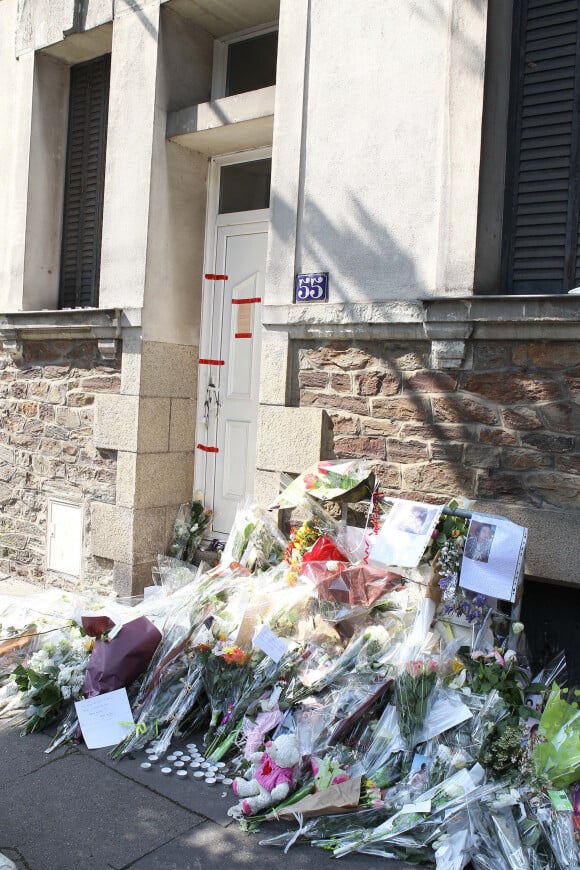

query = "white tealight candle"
[
  {"left": 174, "top": 750, "right": 183, "bottom": 757},
  {"left": 140, "top": 762, "right": 152, "bottom": 771},
  {"left": 222, "top": 778, "right": 233, "bottom": 786},
  {"left": 161, "top": 767, "right": 172, "bottom": 776},
  {"left": 176, "top": 769, "right": 188, "bottom": 779},
  {"left": 205, "top": 777, "right": 217, "bottom": 786},
  {"left": 174, "top": 761, "right": 185, "bottom": 769},
  {"left": 189, "top": 761, "right": 201, "bottom": 769},
  {"left": 181, "top": 755, "right": 191, "bottom": 762},
  {"left": 148, "top": 755, "right": 159, "bottom": 763},
  {"left": 193, "top": 770, "right": 205, "bottom": 779},
  {"left": 166, "top": 755, "right": 177, "bottom": 762},
  {"left": 215, "top": 762, "right": 226, "bottom": 769},
  {"left": 201, "top": 762, "right": 210, "bottom": 769}
]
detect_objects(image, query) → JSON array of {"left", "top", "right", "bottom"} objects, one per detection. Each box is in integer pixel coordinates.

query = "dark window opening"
[
  {"left": 521, "top": 578, "right": 580, "bottom": 688},
  {"left": 59, "top": 54, "right": 110, "bottom": 309},
  {"left": 219, "top": 158, "right": 271, "bottom": 214},
  {"left": 502, "top": 0, "right": 580, "bottom": 295},
  {"left": 225, "top": 31, "right": 278, "bottom": 97}
]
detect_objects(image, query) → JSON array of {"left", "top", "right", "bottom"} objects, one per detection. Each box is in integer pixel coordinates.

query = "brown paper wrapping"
[
  {"left": 269, "top": 775, "right": 363, "bottom": 820},
  {"left": 425, "top": 552, "right": 442, "bottom": 606}
]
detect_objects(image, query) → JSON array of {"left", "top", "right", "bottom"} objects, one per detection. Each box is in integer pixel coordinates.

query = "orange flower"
[{"left": 222, "top": 646, "right": 246, "bottom": 665}]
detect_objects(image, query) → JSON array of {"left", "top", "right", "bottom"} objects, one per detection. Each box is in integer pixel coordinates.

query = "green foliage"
[
  {"left": 422, "top": 507, "right": 468, "bottom": 564},
  {"left": 533, "top": 683, "right": 580, "bottom": 788}
]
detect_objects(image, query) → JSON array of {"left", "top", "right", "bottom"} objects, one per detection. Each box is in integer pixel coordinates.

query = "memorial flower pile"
[{"left": 2, "top": 462, "right": 580, "bottom": 869}]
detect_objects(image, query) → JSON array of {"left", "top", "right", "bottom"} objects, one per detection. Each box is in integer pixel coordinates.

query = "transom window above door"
[{"left": 219, "top": 158, "right": 271, "bottom": 214}]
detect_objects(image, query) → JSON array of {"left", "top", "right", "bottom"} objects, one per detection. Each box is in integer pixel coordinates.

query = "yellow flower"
[{"left": 450, "top": 657, "right": 464, "bottom": 674}]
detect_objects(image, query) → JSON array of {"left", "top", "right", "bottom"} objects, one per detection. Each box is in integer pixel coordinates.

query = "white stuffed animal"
[{"left": 227, "top": 733, "right": 300, "bottom": 817}]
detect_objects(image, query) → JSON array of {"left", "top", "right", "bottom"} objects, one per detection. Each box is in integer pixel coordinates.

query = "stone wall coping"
[
  {"left": 262, "top": 296, "right": 580, "bottom": 341},
  {"left": 0, "top": 308, "right": 143, "bottom": 360},
  {"left": 0, "top": 308, "right": 142, "bottom": 339}
]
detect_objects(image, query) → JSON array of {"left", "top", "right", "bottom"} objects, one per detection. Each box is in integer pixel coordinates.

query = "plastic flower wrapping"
[{"left": 2, "top": 462, "right": 580, "bottom": 869}]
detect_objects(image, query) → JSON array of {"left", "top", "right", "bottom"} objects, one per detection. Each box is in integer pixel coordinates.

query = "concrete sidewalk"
[{"left": 0, "top": 716, "right": 414, "bottom": 870}]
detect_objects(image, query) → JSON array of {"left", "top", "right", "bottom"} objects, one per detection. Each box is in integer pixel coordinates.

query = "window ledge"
[
  {"left": 262, "top": 296, "right": 580, "bottom": 342},
  {"left": 166, "top": 86, "right": 275, "bottom": 155},
  {"left": 0, "top": 308, "right": 140, "bottom": 361}
]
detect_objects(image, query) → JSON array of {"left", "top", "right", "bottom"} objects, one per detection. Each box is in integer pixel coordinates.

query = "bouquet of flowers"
[
  {"left": 394, "top": 658, "right": 438, "bottom": 749},
  {"left": 533, "top": 684, "right": 580, "bottom": 788},
  {"left": 277, "top": 460, "right": 374, "bottom": 507},
  {"left": 12, "top": 625, "right": 91, "bottom": 734},
  {"left": 166, "top": 497, "right": 212, "bottom": 563},
  {"left": 197, "top": 640, "right": 256, "bottom": 749},
  {"left": 220, "top": 503, "right": 287, "bottom": 572}
]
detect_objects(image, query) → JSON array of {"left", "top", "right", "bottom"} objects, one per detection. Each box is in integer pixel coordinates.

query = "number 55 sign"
[{"left": 294, "top": 272, "right": 329, "bottom": 303}]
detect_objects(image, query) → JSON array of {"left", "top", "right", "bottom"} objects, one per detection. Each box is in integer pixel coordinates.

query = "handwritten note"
[
  {"left": 253, "top": 625, "right": 287, "bottom": 663},
  {"left": 75, "top": 688, "right": 135, "bottom": 749}
]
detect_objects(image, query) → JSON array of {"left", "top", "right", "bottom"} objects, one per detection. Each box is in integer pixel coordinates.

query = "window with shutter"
[
  {"left": 502, "top": 0, "right": 580, "bottom": 294},
  {"left": 59, "top": 54, "right": 110, "bottom": 309}
]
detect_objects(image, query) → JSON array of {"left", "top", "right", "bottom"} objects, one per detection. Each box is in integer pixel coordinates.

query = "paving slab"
[
  {"left": 0, "top": 718, "right": 74, "bottom": 783},
  {"left": 86, "top": 741, "right": 236, "bottom": 827},
  {"left": 123, "top": 816, "right": 410, "bottom": 870},
  {"left": 0, "top": 750, "right": 200, "bottom": 870}
]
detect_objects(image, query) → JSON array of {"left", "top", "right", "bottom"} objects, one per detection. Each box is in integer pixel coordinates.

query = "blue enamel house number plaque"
[{"left": 294, "top": 272, "right": 329, "bottom": 302}]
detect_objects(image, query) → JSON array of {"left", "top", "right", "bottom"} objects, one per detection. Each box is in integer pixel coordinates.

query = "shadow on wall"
[
  {"left": 268, "top": 191, "right": 471, "bottom": 495},
  {"left": 410, "top": 0, "right": 487, "bottom": 80},
  {"left": 269, "top": 189, "right": 424, "bottom": 302}
]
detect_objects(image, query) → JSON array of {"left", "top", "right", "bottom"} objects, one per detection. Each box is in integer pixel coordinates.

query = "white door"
[{"left": 196, "top": 219, "right": 268, "bottom": 535}]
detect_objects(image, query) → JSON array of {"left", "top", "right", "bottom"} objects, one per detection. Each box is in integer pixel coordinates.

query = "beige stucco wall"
[
  {"left": 141, "top": 5, "right": 213, "bottom": 345},
  {"left": 266, "top": 0, "right": 488, "bottom": 306},
  {"left": 22, "top": 53, "right": 69, "bottom": 310},
  {"left": 0, "top": 0, "right": 34, "bottom": 311},
  {"left": 99, "top": 1, "right": 161, "bottom": 310}
]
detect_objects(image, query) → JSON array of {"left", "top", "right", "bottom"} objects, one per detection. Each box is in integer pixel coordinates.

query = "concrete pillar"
[
  {"left": 0, "top": 0, "right": 35, "bottom": 310},
  {"left": 99, "top": 0, "right": 161, "bottom": 309}
]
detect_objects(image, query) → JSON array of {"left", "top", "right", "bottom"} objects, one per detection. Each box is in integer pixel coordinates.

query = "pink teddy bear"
[{"left": 227, "top": 734, "right": 300, "bottom": 817}]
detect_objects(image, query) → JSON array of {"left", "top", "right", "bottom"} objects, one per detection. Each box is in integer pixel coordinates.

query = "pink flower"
[{"left": 489, "top": 649, "right": 505, "bottom": 666}]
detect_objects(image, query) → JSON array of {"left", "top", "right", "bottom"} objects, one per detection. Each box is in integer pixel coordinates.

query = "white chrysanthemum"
[
  {"left": 60, "top": 685, "right": 72, "bottom": 700},
  {"left": 59, "top": 666, "right": 73, "bottom": 683}
]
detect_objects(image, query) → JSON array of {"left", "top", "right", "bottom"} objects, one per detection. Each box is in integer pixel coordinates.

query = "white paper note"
[
  {"left": 253, "top": 625, "right": 287, "bottom": 663},
  {"left": 459, "top": 513, "right": 527, "bottom": 603},
  {"left": 400, "top": 800, "right": 432, "bottom": 815},
  {"left": 75, "top": 688, "right": 135, "bottom": 749},
  {"left": 369, "top": 500, "right": 443, "bottom": 568}
]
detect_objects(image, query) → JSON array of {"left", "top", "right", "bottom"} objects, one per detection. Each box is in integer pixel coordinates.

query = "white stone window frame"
[{"left": 211, "top": 21, "right": 279, "bottom": 102}]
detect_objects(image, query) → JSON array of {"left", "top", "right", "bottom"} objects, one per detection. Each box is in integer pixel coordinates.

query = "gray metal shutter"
[
  {"left": 59, "top": 54, "right": 110, "bottom": 309},
  {"left": 503, "top": 0, "right": 580, "bottom": 294}
]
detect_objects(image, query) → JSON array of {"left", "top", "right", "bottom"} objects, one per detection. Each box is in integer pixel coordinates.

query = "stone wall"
[
  {"left": 0, "top": 338, "right": 119, "bottom": 590},
  {"left": 296, "top": 338, "right": 580, "bottom": 578}
]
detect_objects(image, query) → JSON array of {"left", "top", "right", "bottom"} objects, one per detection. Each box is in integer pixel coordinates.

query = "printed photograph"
[
  {"left": 390, "top": 503, "right": 433, "bottom": 536},
  {"left": 464, "top": 521, "right": 496, "bottom": 564}
]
